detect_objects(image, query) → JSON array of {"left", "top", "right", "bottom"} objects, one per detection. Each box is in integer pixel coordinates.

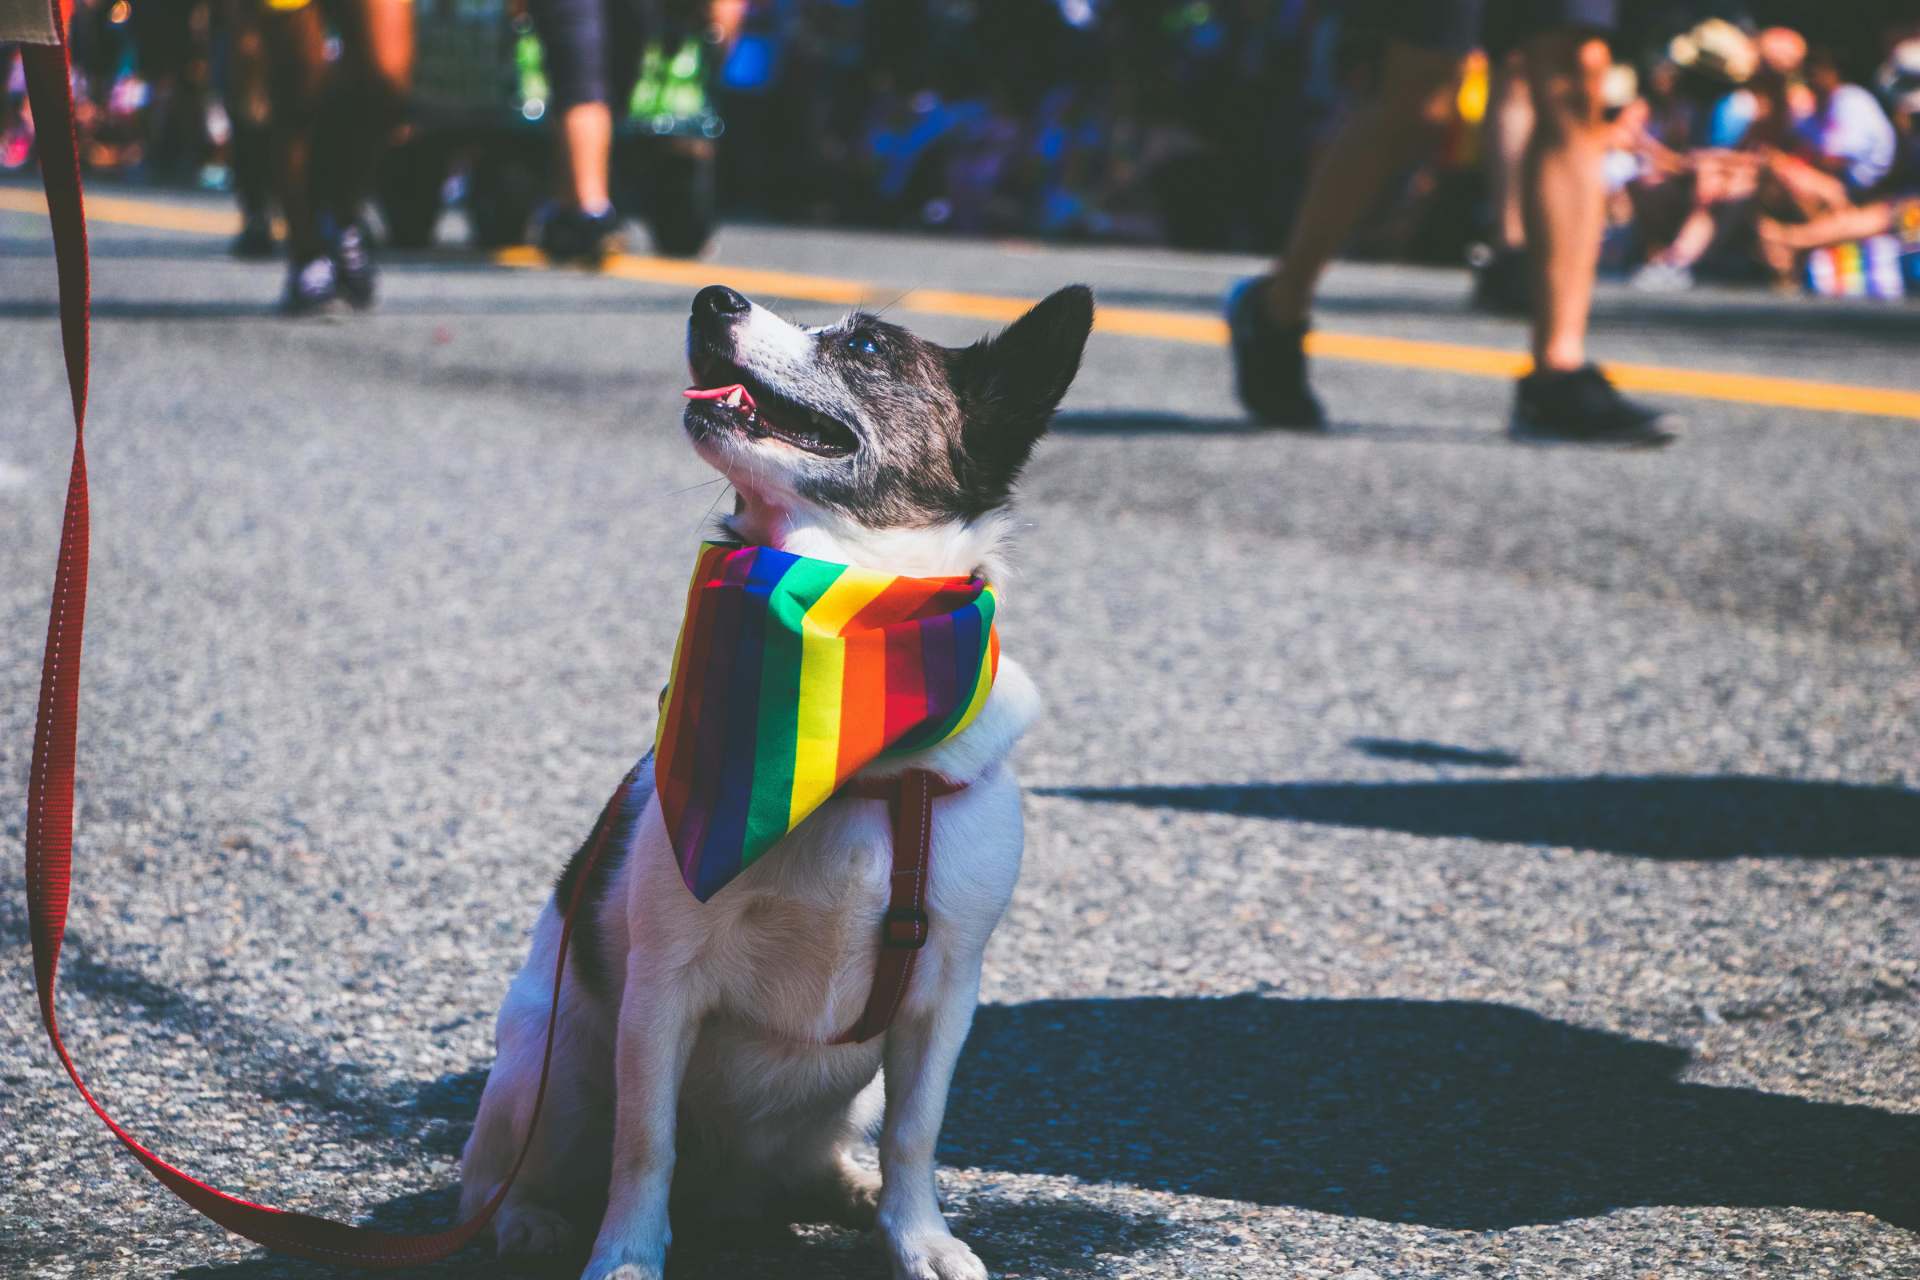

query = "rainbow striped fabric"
[{"left": 655, "top": 542, "right": 1000, "bottom": 900}]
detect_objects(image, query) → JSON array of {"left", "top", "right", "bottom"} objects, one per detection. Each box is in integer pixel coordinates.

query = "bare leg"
[
  {"left": 1262, "top": 42, "right": 1468, "bottom": 326},
  {"left": 1485, "top": 50, "right": 1532, "bottom": 253},
  {"left": 562, "top": 101, "right": 616, "bottom": 213},
  {"left": 1653, "top": 205, "right": 1719, "bottom": 269},
  {"left": 1756, "top": 201, "right": 1898, "bottom": 282},
  {"left": 1519, "top": 31, "right": 1611, "bottom": 372},
  {"left": 1761, "top": 201, "right": 1896, "bottom": 253}
]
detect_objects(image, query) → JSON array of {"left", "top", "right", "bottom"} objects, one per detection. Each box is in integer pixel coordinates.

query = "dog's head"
[{"left": 683, "top": 283, "right": 1093, "bottom": 572}]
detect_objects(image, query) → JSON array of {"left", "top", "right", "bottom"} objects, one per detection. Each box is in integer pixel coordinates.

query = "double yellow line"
[{"left": 7, "top": 185, "right": 1918, "bottom": 422}]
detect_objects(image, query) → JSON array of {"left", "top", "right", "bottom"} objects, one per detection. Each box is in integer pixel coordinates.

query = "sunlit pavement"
[{"left": 3, "top": 184, "right": 1918, "bottom": 1279}]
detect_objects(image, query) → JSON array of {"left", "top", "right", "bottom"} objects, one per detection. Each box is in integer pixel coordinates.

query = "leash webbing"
[
  {"left": 18, "top": 22, "right": 952, "bottom": 1264},
  {"left": 16, "top": 21, "right": 624, "bottom": 1265}
]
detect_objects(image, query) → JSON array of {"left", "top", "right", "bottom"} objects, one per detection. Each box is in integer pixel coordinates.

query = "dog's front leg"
[
  {"left": 579, "top": 962, "right": 697, "bottom": 1280},
  {"left": 877, "top": 961, "right": 989, "bottom": 1280}
]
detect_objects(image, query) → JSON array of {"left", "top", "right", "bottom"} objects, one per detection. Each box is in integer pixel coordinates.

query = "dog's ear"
[{"left": 950, "top": 285, "right": 1094, "bottom": 500}]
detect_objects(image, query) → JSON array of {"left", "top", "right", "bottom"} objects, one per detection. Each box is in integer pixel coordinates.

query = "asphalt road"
[{"left": 3, "top": 186, "right": 1918, "bottom": 1280}]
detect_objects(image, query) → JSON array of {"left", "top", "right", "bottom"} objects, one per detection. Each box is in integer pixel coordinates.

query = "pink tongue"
[{"left": 684, "top": 383, "right": 757, "bottom": 409}]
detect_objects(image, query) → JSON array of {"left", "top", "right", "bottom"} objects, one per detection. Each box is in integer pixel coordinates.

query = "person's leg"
[
  {"left": 1758, "top": 201, "right": 1897, "bottom": 253},
  {"left": 530, "top": 0, "right": 614, "bottom": 212},
  {"left": 1227, "top": 36, "right": 1472, "bottom": 427},
  {"left": 297, "top": 0, "right": 410, "bottom": 307},
  {"left": 223, "top": 0, "right": 277, "bottom": 257},
  {"left": 1467, "top": 47, "right": 1533, "bottom": 313},
  {"left": 1759, "top": 151, "right": 1850, "bottom": 223},
  {"left": 259, "top": 0, "right": 328, "bottom": 262},
  {"left": 313, "top": 0, "right": 413, "bottom": 227},
  {"left": 529, "top": 0, "right": 630, "bottom": 259},
  {"left": 1516, "top": 27, "right": 1609, "bottom": 371},
  {"left": 1484, "top": 48, "right": 1530, "bottom": 253},
  {"left": 1506, "top": 11, "right": 1676, "bottom": 444},
  {"left": 1261, "top": 42, "right": 1472, "bottom": 326},
  {"left": 561, "top": 103, "right": 616, "bottom": 212}
]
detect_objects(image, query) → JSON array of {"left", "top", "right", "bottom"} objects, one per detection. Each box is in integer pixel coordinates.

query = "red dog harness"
[
  {"left": 834, "top": 770, "right": 968, "bottom": 1044},
  {"left": 15, "top": 17, "right": 963, "bottom": 1265}
]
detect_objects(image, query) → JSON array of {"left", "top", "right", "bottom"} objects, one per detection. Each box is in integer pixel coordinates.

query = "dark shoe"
[
  {"left": 1225, "top": 277, "right": 1325, "bottom": 429},
  {"left": 540, "top": 204, "right": 625, "bottom": 265},
  {"left": 1470, "top": 245, "right": 1530, "bottom": 316},
  {"left": 1512, "top": 365, "right": 1679, "bottom": 447},
  {"left": 231, "top": 213, "right": 276, "bottom": 260},
  {"left": 331, "top": 221, "right": 377, "bottom": 310},
  {"left": 282, "top": 254, "right": 345, "bottom": 317}
]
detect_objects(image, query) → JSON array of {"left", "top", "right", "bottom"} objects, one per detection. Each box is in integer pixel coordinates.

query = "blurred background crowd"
[{"left": 5, "top": 0, "right": 1919, "bottom": 299}]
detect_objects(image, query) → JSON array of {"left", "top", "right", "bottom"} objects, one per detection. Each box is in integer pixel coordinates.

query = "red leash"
[
  {"left": 11, "top": 22, "right": 614, "bottom": 1267},
  {"left": 17, "top": 24, "right": 954, "bottom": 1264}
]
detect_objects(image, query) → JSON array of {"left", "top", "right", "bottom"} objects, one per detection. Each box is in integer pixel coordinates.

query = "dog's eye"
[{"left": 844, "top": 332, "right": 881, "bottom": 356}]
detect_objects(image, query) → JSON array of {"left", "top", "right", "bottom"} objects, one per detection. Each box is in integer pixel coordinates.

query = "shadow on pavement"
[
  {"left": 1350, "top": 737, "right": 1522, "bottom": 767},
  {"left": 1050, "top": 410, "right": 1259, "bottom": 435},
  {"left": 30, "top": 927, "right": 1916, "bottom": 1273},
  {"left": 1036, "top": 775, "right": 1920, "bottom": 859},
  {"left": 947, "top": 994, "right": 1920, "bottom": 1231},
  {"left": 171, "top": 1168, "right": 1172, "bottom": 1280}
]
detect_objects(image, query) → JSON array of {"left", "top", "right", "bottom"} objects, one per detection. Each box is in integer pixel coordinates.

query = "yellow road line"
[
  {"left": 0, "top": 185, "right": 244, "bottom": 235},
  {"left": 9, "top": 184, "right": 1919, "bottom": 421},
  {"left": 518, "top": 252, "right": 1920, "bottom": 421}
]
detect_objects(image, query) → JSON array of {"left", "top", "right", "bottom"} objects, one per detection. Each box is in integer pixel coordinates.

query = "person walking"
[
  {"left": 1228, "top": 0, "right": 1678, "bottom": 445},
  {"left": 258, "top": 0, "right": 414, "bottom": 314},
  {"left": 529, "top": 0, "right": 740, "bottom": 263}
]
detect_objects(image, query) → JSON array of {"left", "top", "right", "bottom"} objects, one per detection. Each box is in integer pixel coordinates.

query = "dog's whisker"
[
  {"left": 695, "top": 481, "right": 734, "bottom": 539},
  {"left": 655, "top": 477, "right": 726, "bottom": 500}
]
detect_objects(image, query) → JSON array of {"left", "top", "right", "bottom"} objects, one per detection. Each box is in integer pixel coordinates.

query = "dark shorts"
[
  {"left": 528, "top": 0, "right": 703, "bottom": 113},
  {"left": 1391, "top": 0, "right": 1617, "bottom": 57},
  {"left": 529, "top": 0, "right": 657, "bottom": 113}
]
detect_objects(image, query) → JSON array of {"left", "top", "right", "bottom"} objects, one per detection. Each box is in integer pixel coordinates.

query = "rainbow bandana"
[{"left": 654, "top": 542, "right": 1000, "bottom": 900}]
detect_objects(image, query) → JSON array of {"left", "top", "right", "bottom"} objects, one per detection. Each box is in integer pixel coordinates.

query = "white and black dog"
[{"left": 459, "top": 282, "right": 1094, "bottom": 1280}]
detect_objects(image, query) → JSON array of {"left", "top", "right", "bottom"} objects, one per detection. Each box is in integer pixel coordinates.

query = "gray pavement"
[{"left": 3, "top": 186, "right": 1917, "bottom": 1280}]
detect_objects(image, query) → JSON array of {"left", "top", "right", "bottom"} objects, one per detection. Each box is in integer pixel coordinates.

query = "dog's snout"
[{"left": 693, "top": 285, "right": 750, "bottom": 323}]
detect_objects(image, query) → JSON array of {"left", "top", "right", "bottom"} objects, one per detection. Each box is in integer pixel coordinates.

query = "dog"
[{"left": 458, "top": 281, "right": 1095, "bottom": 1280}]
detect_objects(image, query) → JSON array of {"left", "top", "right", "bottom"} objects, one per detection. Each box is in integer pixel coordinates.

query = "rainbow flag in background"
[
  {"left": 1805, "top": 236, "right": 1907, "bottom": 300},
  {"left": 654, "top": 542, "right": 1000, "bottom": 900}
]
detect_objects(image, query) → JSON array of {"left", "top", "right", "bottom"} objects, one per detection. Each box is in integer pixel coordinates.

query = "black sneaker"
[
  {"left": 331, "top": 221, "right": 377, "bottom": 310},
  {"left": 1512, "top": 365, "right": 1679, "bottom": 447},
  {"left": 1470, "top": 244, "right": 1530, "bottom": 317},
  {"left": 1225, "top": 277, "right": 1325, "bottom": 429},
  {"left": 283, "top": 254, "right": 345, "bottom": 317},
  {"left": 231, "top": 213, "right": 276, "bottom": 260},
  {"left": 540, "top": 204, "right": 625, "bottom": 265}
]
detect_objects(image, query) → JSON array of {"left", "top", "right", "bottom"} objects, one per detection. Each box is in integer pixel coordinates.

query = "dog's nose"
[{"left": 693, "top": 285, "right": 750, "bottom": 321}]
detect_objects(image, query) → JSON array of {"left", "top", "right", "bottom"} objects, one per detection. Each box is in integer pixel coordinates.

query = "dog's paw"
[
  {"left": 578, "top": 1258, "right": 665, "bottom": 1280},
  {"left": 578, "top": 1240, "right": 667, "bottom": 1280},
  {"left": 886, "top": 1232, "right": 989, "bottom": 1280},
  {"left": 495, "top": 1202, "right": 578, "bottom": 1259}
]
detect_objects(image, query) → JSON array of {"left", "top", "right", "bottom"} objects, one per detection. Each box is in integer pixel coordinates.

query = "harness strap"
[{"left": 833, "top": 769, "right": 967, "bottom": 1045}]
